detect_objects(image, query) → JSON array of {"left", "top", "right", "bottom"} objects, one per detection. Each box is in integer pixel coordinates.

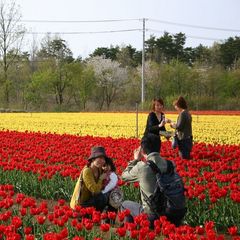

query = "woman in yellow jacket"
[{"left": 70, "top": 146, "right": 109, "bottom": 211}]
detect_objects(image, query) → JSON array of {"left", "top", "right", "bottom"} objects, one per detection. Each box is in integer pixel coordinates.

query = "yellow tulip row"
[{"left": 0, "top": 112, "right": 239, "bottom": 144}]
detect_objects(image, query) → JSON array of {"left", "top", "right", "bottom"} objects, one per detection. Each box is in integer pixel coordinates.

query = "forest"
[{"left": 0, "top": 1, "right": 240, "bottom": 112}]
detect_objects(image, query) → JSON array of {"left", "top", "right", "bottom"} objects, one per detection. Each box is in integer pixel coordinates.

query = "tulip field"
[{"left": 0, "top": 112, "right": 239, "bottom": 239}]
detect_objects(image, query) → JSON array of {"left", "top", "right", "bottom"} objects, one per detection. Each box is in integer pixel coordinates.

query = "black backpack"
[{"left": 142, "top": 160, "right": 186, "bottom": 216}]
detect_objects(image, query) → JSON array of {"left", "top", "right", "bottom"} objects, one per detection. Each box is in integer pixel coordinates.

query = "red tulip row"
[
  {"left": 0, "top": 130, "right": 239, "bottom": 237},
  {"left": 0, "top": 184, "right": 239, "bottom": 240}
]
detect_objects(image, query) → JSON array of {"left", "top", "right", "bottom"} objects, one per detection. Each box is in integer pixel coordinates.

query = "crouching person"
[
  {"left": 70, "top": 146, "right": 109, "bottom": 212},
  {"left": 120, "top": 133, "right": 186, "bottom": 229}
]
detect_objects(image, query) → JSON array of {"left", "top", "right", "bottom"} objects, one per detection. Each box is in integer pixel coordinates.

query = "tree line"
[{"left": 0, "top": 1, "right": 240, "bottom": 111}]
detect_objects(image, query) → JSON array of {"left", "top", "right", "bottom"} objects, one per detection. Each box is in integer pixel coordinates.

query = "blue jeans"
[{"left": 178, "top": 137, "right": 193, "bottom": 159}]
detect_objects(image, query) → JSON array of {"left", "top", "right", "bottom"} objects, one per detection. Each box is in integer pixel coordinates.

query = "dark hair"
[
  {"left": 151, "top": 98, "right": 164, "bottom": 111},
  {"left": 173, "top": 96, "right": 188, "bottom": 109},
  {"left": 105, "top": 157, "right": 116, "bottom": 172},
  {"left": 87, "top": 158, "right": 95, "bottom": 167},
  {"left": 141, "top": 133, "right": 160, "bottom": 155}
]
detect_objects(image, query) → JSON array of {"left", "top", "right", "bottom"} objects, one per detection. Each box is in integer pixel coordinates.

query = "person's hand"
[
  {"left": 100, "top": 173, "right": 107, "bottom": 180},
  {"left": 134, "top": 146, "right": 142, "bottom": 160},
  {"left": 170, "top": 122, "right": 176, "bottom": 128},
  {"left": 158, "top": 120, "right": 165, "bottom": 128},
  {"left": 165, "top": 118, "right": 171, "bottom": 124}
]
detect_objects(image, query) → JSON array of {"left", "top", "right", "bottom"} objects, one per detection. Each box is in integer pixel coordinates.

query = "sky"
[{"left": 16, "top": 0, "right": 240, "bottom": 58}]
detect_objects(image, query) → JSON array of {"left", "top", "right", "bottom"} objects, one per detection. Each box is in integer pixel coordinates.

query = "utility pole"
[
  {"left": 136, "top": 102, "right": 139, "bottom": 138},
  {"left": 141, "top": 18, "right": 146, "bottom": 107}
]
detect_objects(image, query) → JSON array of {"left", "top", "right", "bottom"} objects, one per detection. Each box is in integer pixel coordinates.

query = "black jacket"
[{"left": 144, "top": 112, "right": 166, "bottom": 137}]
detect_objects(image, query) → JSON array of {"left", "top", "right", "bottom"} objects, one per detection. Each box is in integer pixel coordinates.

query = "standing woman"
[
  {"left": 144, "top": 98, "right": 166, "bottom": 151},
  {"left": 168, "top": 96, "right": 193, "bottom": 159},
  {"left": 70, "top": 146, "right": 108, "bottom": 211}
]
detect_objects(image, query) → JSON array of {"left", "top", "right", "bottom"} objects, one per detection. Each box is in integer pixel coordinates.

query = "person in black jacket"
[{"left": 144, "top": 98, "right": 166, "bottom": 151}]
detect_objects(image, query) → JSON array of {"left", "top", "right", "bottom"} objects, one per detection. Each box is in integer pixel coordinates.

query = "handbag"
[
  {"left": 108, "top": 187, "right": 124, "bottom": 209},
  {"left": 172, "top": 135, "right": 178, "bottom": 149}
]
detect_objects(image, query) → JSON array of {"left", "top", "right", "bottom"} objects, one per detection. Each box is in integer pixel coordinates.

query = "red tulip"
[
  {"left": 36, "top": 215, "right": 46, "bottom": 225},
  {"left": 25, "top": 235, "right": 35, "bottom": 240},
  {"left": 24, "top": 227, "right": 32, "bottom": 235},
  {"left": 116, "top": 227, "right": 127, "bottom": 237},
  {"left": 228, "top": 226, "right": 238, "bottom": 236},
  {"left": 107, "top": 211, "right": 116, "bottom": 220},
  {"left": 11, "top": 216, "right": 22, "bottom": 229},
  {"left": 100, "top": 223, "right": 110, "bottom": 232},
  {"left": 130, "top": 230, "right": 139, "bottom": 238},
  {"left": 72, "top": 237, "right": 85, "bottom": 240}
]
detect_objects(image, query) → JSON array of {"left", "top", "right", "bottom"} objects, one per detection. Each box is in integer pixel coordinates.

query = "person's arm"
[
  {"left": 82, "top": 168, "right": 103, "bottom": 194},
  {"left": 121, "top": 159, "right": 140, "bottom": 183},
  {"left": 175, "top": 111, "right": 186, "bottom": 131},
  {"left": 159, "top": 123, "right": 166, "bottom": 131},
  {"left": 170, "top": 121, "right": 177, "bottom": 129},
  {"left": 102, "top": 172, "right": 118, "bottom": 194}
]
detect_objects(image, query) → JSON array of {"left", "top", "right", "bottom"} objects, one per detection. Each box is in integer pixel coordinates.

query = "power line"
[
  {"left": 149, "top": 18, "right": 240, "bottom": 32},
  {"left": 25, "top": 29, "right": 142, "bottom": 35},
  {"left": 24, "top": 27, "right": 226, "bottom": 42},
  {"left": 20, "top": 17, "right": 240, "bottom": 33},
  {"left": 19, "top": 18, "right": 237, "bottom": 50},
  {"left": 20, "top": 18, "right": 141, "bottom": 23}
]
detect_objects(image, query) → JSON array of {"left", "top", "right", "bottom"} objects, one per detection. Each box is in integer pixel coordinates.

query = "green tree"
[
  {"left": 219, "top": 36, "right": 240, "bottom": 69},
  {"left": 142, "top": 61, "right": 164, "bottom": 100},
  {"left": 7, "top": 51, "right": 31, "bottom": 109},
  {"left": 36, "top": 37, "right": 74, "bottom": 106},
  {"left": 121, "top": 68, "right": 141, "bottom": 107},
  {"left": 161, "top": 60, "right": 192, "bottom": 96},
  {"left": 67, "top": 62, "right": 96, "bottom": 110},
  {"left": 193, "top": 44, "right": 211, "bottom": 65},
  {"left": 145, "top": 32, "right": 190, "bottom": 64},
  {"left": 90, "top": 46, "right": 120, "bottom": 61},
  {"left": 116, "top": 45, "right": 142, "bottom": 67},
  {"left": 172, "top": 32, "right": 186, "bottom": 60},
  {"left": 25, "top": 63, "right": 53, "bottom": 110},
  {"left": 220, "top": 69, "right": 240, "bottom": 99}
]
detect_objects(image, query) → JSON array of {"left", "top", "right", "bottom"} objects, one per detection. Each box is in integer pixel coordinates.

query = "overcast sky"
[{"left": 17, "top": 0, "right": 240, "bottom": 58}]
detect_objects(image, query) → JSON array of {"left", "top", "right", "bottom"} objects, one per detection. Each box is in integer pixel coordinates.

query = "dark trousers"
[
  {"left": 164, "top": 208, "right": 187, "bottom": 227},
  {"left": 80, "top": 192, "right": 108, "bottom": 212},
  {"left": 178, "top": 137, "right": 193, "bottom": 159}
]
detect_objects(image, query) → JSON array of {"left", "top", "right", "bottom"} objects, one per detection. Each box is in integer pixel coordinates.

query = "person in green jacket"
[
  {"left": 121, "top": 133, "right": 186, "bottom": 228},
  {"left": 70, "top": 146, "right": 108, "bottom": 211},
  {"left": 121, "top": 134, "right": 168, "bottom": 228}
]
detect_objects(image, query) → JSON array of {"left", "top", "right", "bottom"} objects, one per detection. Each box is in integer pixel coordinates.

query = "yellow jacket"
[{"left": 70, "top": 166, "right": 103, "bottom": 209}]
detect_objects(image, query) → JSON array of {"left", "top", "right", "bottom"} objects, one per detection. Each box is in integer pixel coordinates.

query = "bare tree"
[{"left": 0, "top": 0, "right": 25, "bottom": 106}]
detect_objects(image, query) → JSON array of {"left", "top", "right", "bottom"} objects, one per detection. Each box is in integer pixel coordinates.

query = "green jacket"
[
  {"left": 121, "top": 152, "right": 169, "bottom": 214},
  {"left": 70, "top": 166, "right": 103, "bottom": 209}
]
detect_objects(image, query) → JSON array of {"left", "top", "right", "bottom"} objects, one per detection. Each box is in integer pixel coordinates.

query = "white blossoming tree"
[{"left": 88, "top": 56, "right": 128, "bottom": 110}]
